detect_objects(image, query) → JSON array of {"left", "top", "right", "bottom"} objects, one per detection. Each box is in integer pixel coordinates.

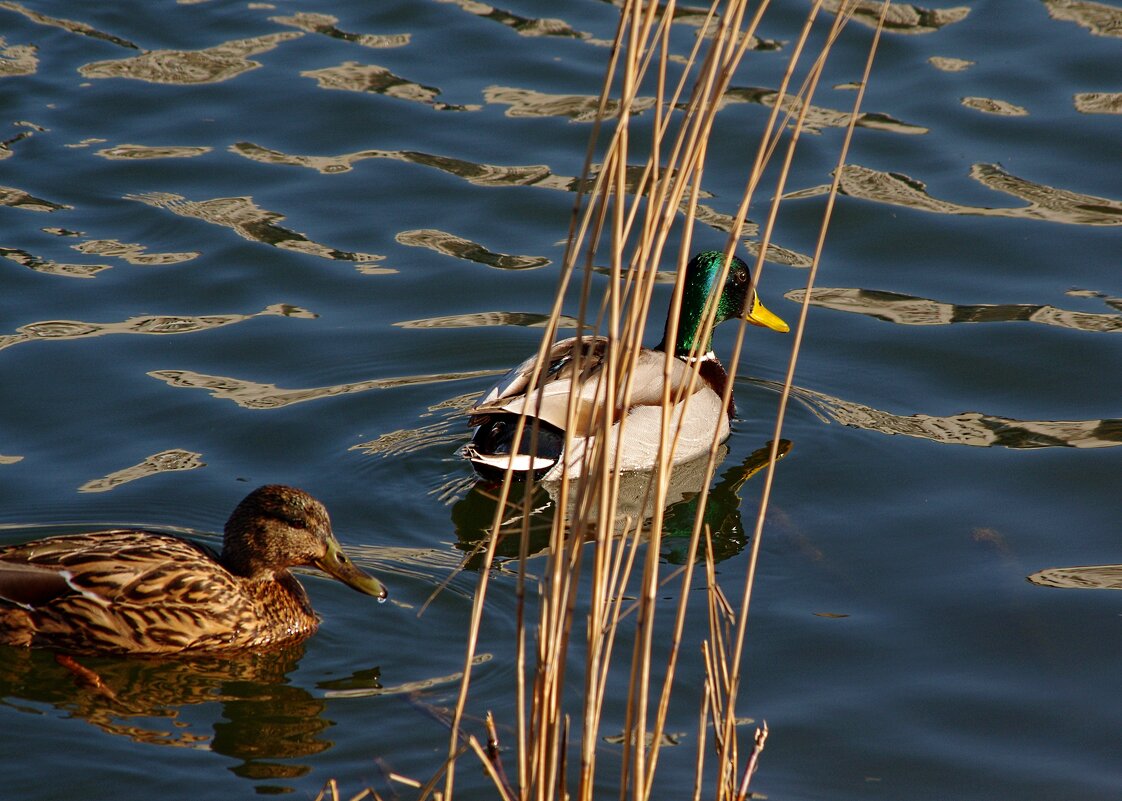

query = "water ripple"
[
  {"left": 0, "top": 304, "right": 313, "bottom": 352},
  {"left": 78, "top": 449, "right": 206, "bottom": 493},
  {"left": 721, "top": 86, "right": 929, "bottom": 135},
  {"left": 301, "top": 61, "right": 479, "bottom": 111},
  {"left": 79, "top": 32, "right": 302, "bottom": 85},
  {"left": 147, "top": 368, "right": 505, "bottom": 410},
  {"left": 270, "top": 12, "right": 410, "bottom": 47},
  {"left": 825, "top": 0, "right": 971, "bottom": 34},
  {"left": 439, "top": 0, "right": 601, "bottom": 42},
  {"left": 757, "top": 379, "right": 1122, "bottom": 449},
  {"left": 126, "top": 192, "right": 390, "bottom": 268},
  {"left": 0, "top": 185, "right": 69, "bottom": 212},
  {"left": 788, "top": 163, "right": 1122, "bottom": 226},
  {"left": 0, "top": 1, "right": 138, "bottom": 49},
  {"left": 786, "top": 287, "right": 1122, "bottom": 333},
  {"left": 0, "top": 246, "right": 108, "bottom": 278},
  {"left": 1043, "top": 0, "right": 1122, "bottom": 37},
  {"left": 95, "top": 144, "right": 212, "bottom": 160},
  {"left": 0, "top": 36, "right": 36, "bottom": 76},
  {"left": 395, "top": 229, "right": 549, "bottom": 270}
]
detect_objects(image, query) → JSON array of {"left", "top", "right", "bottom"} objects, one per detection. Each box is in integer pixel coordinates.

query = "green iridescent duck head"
[{"left": 658, "top": 250, "right": 789, "bottom": 358}]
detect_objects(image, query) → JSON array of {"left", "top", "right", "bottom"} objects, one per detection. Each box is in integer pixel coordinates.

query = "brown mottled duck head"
[{"left": 221, "top": 484, "right": 387, "bottom": 600}]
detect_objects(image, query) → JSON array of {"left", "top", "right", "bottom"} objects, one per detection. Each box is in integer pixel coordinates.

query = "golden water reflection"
[
  {"left": 928, "top": 56, "right": 974, "bottom": 71},
  {"left": 270, "top": 12, "right": 410, "bottom": 47},
  {"left": 79, "top": 33, "right": 302, "bottom": 85},
  {"left": 72, "top": 238, "right": 198, "bottom": 265},
  {"left": 0, "top": 122, "right": 44, "bottom": 160},
  {"left": 0, "top": 36, "right": 37, "bottom": 76},
  {"left": 395, "top": 229, "right": 550, "bottom": 270},
  {"left": 394, "top": 311, "right": 580, "bottom": 329},
  {"left": 79, "top": 449, "right": 206, "bottom": 493},
  {"left": 756, "top": 379, "right": 1122, "bottom": 449},
  {"left": 1043, "top": 0, "right": 1122, "bottom": 38},
  {"left": 227, "top": 143, "right": 809, "bottom": 262},
  {"left": 788, "top": 163, "right": 1122, "bottom": 226},
  {"left": 1028, "top": 563, "right": 1122, "bottom": 589},
  {"left": 1074, "top": 92, "right": 1122, "bottom": 114},
  {"left": 438, "top": 0, "right": 601, "bottom": 42},
  {"left": 720, "top": 86, "right": 928, "bottom": 135},
  {"left": 0, "top": 1, "right": 138, "bottom": 49},
  {"left": 0, "top": 246, "right": 109, "bottom": 278},
  {"left": 95, "top": 144, "right": 212, "bottom": 160},
  {"left": 484, "top": 86, "right": 657, "bottom": 121},
  {"left": 126, "top": 192, "right": 390, "bottom": 269},
  {"left": 0, "top": 304, "right": 313, "bottom": 351},
  {"left": 961, "top": 96, "right": 1029, "bottom": 116},
  {"left": 0, "top": 185, "right": 69, "bottom": 212},
  {"left": 148, "top": 368, "right": 504, "bottom": 410},
  {"left": 302, "top": 62, "right": 479, "bottom": 111},
  {"left": 824, "top": 0, "right": 970, "bottom": 34},
  {"left": 786, "top": 287, "right": 1122, "bottom": 333}
]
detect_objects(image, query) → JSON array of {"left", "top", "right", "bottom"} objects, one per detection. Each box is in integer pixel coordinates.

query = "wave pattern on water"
[
  {"left": 147, "top": 368, "right": 504, "bottom": 410},
  {"left": 126, "top": 193, "right": 391, "bottom": 269},
  {"left": 786, "top": 287, "right": 1122, "bottom": 332},
  {"left": 79, "top": 449, "right": 206, "bottom": 493},
  {"left": 756, "top": 379, "right": 1122, "bottom": 449},
  {"left": 0, "top": 1, "right": 138, "bottom": 49},
  {"left": 270, "top": 12, "right": 411, "bottom": 47},
  {"left": 79, "top": 33, "right": 303, "bottom": 85},
  {"left": 0, "top": 304, "right": 314, "bottom": 351},
  {"left": 788, "top": 163, "right": 1122, "bottom": 226}
]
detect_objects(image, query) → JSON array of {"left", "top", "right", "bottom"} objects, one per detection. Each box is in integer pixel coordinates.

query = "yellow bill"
[{"left": 746, "top": 294, "right": 790, "bottom": 333}]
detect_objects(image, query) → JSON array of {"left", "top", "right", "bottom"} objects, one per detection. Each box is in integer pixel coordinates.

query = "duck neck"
[
  {"left": 657, "top": 258, "right": 725, "bottom": 359},
  {"left": 221, "top": 527, "right": 274, "bottom": 580}
]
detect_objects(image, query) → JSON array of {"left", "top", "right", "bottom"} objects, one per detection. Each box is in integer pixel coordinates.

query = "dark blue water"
[{"left": 1, "top": 1, "right": 1119, "bottom": 798}]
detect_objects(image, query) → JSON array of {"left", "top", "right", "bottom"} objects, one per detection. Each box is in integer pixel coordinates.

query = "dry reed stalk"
[{"left": 436, "top": 1, "right": 891, "bottom": 800}]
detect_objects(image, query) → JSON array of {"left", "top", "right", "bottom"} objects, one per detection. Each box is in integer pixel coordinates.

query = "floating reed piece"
[{"left": 438, "top": 1, "right": 890, "bottom": 800}]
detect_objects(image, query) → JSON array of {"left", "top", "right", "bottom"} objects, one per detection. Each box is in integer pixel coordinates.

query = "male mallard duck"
[
  {"left": 464, "top": 250, "right": 789, "bottom": 480},
  {"left": 0, "top": 485, "right": 386, "bottom": 655}
]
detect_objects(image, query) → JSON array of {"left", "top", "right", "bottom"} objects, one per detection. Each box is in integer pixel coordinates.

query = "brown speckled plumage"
[{"left": 0, "top": 485, "right": 387, "bottom": 655}]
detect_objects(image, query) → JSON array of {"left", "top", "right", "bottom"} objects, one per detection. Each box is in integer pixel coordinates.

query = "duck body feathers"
[
  {"left": 463, "top": 251, "right": 789, "bottom": 482},
  {"left": 0, "top": 485, "right": 386, "bottom": 656},
  {"left": 465, "top": 336, "right": 732, "bottom": 481}
]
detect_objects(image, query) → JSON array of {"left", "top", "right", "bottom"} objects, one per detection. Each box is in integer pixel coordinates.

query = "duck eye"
[{"left": 733, "top": 269, "right": 748, "bottom": 285}]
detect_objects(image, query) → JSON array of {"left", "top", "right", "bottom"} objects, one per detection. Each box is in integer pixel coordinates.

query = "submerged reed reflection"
[{"left": 450, "top": 442, "right": 789, "bottom": 568}]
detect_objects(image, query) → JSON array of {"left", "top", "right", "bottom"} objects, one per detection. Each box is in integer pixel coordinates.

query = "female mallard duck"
[
  {"left": 0, "top": 485, "right": 386, "bottom": 655},
  {"left": 464, "top": 250, "right": 789, "bottom": 481}
]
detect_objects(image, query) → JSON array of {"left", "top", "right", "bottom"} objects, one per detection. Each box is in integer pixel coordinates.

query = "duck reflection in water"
[
  {"left": 0, "top": 642, "right": 383, "bottom": 786},
  {"left": 452, "top": 440, "right": 791, "bottom": 567}
]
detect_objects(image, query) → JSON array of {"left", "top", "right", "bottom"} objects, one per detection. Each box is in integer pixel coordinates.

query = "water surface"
[{"left": 1, "top": 1, "right": 1119, "bottom": 799}]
